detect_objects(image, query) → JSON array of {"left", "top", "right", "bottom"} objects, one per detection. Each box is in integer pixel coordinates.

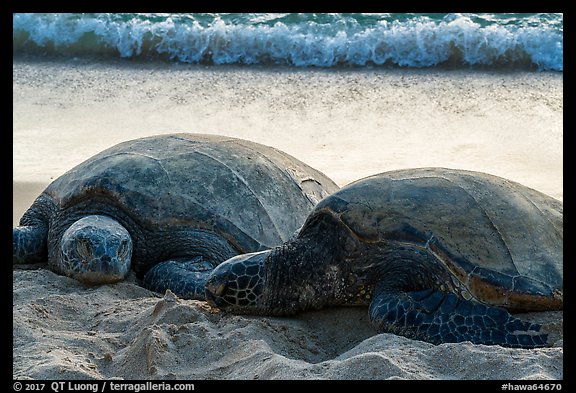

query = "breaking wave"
[{"left": 13, "top": 13, "right": 563, "bottom": 71}]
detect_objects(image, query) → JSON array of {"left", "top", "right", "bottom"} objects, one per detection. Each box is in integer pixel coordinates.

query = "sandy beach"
[{"left": 13, "top": 56, "right": 563, "bottom": 380}]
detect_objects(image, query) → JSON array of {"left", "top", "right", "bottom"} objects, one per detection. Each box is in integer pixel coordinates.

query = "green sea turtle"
[
  {"left": 13, "top": 133, "right": 339, "bottom": 298},
  {"left": 205, "top": 168, "right": 563, "bottom": 348}
]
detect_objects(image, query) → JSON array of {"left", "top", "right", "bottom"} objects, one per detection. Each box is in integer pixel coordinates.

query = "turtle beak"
[
  {"left": 205, "top": 262, "right": 231, "bottom": 307},
  {"left": 205, "top": 282, "right": 227, "bottom": 307},
  {"left": 205, "top": 286, "right": 225, "bottom": 307}
]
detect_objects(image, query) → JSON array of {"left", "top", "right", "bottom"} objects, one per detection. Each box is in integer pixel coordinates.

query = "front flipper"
[
  {"left": 369, "top": 288, "right": 548, "bottom": 348},
  {"left": 13, "top": 225, "right": 48, "bottom": 265},
  {"left": 143, "top": 257, "right": 215, "bottom": 300}
]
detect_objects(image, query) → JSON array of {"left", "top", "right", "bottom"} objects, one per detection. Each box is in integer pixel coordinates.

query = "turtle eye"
[
  {"left": 76, "top": 239, "right": 91, "bottom": 258},
  {"left": 117, "top": 239, "right": 130, "bottom": 259}
]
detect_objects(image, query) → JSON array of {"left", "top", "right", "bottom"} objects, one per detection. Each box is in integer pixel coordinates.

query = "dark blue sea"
[{"left": 13, "top": 13, "right": 563, "bottom": 71}]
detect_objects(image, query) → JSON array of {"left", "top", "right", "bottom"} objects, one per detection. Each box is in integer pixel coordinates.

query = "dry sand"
[{"left": 13, "top": 56, "right": 563, "bottom": 380}]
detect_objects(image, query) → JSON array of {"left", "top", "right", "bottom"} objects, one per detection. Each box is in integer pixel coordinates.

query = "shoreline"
[
  {"left": 14, "top": 52, "right": 562, "bottom": 73},
  {"left": 14, "top": 57, "right": 563, "bottom": 225}
]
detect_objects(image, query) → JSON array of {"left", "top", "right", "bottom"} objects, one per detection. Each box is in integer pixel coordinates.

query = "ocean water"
[{"left": 13, "top": 13, "right": 563, "bottom": 71}]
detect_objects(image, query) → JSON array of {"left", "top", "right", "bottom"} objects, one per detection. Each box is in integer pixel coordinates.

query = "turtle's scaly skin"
[
  {"left": 206, "top": 168, "right": 563, "bottom": 348},
  {"left": 13, "top": 133, "right": 339, "bottom": 297}
]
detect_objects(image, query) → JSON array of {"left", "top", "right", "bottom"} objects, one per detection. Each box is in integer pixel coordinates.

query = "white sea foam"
[{"left": 13, "top": 13, "right": 563, "bottom": 71}]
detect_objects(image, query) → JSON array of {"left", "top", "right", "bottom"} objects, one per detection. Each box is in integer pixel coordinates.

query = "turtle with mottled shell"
[
  {"left": 206, "top": 168, "right": 563, "bottom": 348},
  {"left": 13, "top": 133, "right": 339, "bottom": 298}
]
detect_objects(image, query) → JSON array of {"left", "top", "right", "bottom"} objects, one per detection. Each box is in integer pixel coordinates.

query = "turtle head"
[
  {"left": 58, "top": 215, "right": 132, "bottom": 285},
  {"left": 205, "top": 250, "right": 269, "bottom": 313},
  {"left": 206, "top": 240, "right": 332, "bottom": 315}
]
